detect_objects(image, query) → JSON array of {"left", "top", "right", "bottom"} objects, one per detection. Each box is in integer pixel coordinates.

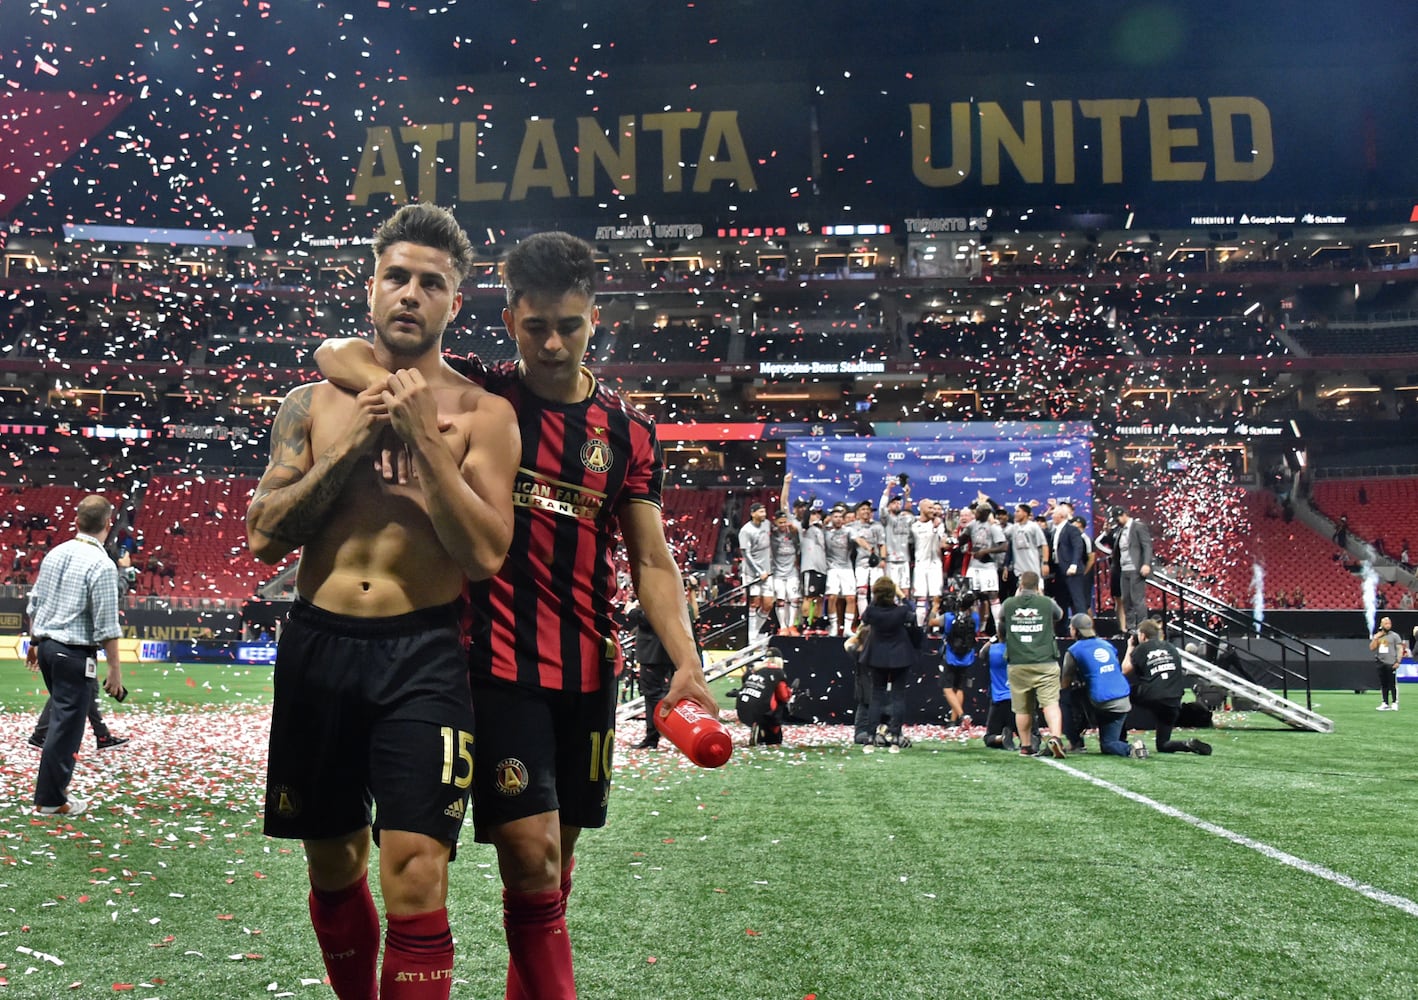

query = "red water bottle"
[{"left": 654, "top": 698, "right": 733, "bottom": 768}]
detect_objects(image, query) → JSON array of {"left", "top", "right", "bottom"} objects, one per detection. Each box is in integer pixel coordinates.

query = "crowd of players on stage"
[
  {"left": 736, "top": 473, "right": 1120, "bottom": 644},
  {"left": 719, "top": 475, "right": 1214, "bottom": 759}
]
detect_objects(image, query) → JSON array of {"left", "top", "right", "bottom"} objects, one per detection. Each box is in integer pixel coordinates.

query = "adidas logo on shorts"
[{"left": 443, "top": 798, "right": 465, "bottom": 820}]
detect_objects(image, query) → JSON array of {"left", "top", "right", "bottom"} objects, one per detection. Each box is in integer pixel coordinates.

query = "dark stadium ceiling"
[
  {"left": 5, "top": 1, "right": 1409, "bottom": 76},
  {"left": 4, "top": 2, "right": 1409, "bottom": 75},
  {"left": 2, "top": 1, "right": 1416, "bottom": 244}
]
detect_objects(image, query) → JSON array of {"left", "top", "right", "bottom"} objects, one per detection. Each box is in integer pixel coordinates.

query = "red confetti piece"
[
  {"left": 646, "top": 956, "right": 657, "bottom": 964},
  {"left": 745, "top": 928, "right": 760, "bottom": 936}
]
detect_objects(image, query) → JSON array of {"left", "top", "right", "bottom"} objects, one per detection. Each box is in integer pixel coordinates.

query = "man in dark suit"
[
  {"left": 1047, "top": 501, "right": 1088, "bottom": 624},
  {"left": 1112, "top": 505, "right": 1154, "bottom": 632}
]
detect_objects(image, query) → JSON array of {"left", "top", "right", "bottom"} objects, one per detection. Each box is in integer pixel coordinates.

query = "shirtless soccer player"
[
  {"left": 247, "top": 203, "right": 520, "bottom": 1000},
  {"left": 316, "top": 229, "right": 717, "bottom": 999}
]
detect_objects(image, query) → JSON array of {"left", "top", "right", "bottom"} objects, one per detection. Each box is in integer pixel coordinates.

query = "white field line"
[{"left": 1041, "top": 758, "right": 1418, "bottom": 917}]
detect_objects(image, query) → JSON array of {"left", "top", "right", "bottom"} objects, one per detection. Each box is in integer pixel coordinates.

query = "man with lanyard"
[
  {"left": 1122, "top": 619, "right": 1212, "bottom": 756},
  {"left": 878, "top": 477, "right": 915, "bottom": 600},
  {"left": 1370, "top": 615, "right": 1405, "bottom": 710},
  {"left": 28, "top": 494, "right": 125, "bottom": 816}
]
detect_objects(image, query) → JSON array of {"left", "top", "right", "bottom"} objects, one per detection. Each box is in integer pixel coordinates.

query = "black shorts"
[
  {"left": 943, "top": 665, "right": 971, "bottom": 691},
  {"left": 470, "top": 672, "right": 618, "bottom": 842},
  {"left": 264, "top": 600, "right": 474, "bottom": 851},
  {"left": 801, "top": 570, "right": 826, "bottom": 598}
]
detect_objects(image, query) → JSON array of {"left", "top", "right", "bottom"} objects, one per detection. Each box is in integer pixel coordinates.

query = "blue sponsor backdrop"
[{"left": 786, "top": 422, "right": 1094, "bottom": 524}]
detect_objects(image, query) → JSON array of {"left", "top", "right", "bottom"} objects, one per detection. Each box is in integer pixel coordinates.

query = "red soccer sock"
[
  {"left": 308, "top": 874, "right": 380, "bottom": 1000},
  {"left": 560, "top": 857, "right": 576, "bottom": 904},
  {"left": 505, "top": 859, "right": 577, "bottom": 1000},
  {"left": 380, "top": 907, "right": 455, "bottom": 1000},
  {"left": 503, "top": 885, "right": 576, "bottom": 1000}
]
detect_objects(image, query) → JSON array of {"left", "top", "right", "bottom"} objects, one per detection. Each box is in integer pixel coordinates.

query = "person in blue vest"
[
  {"left": 980, "top": 637, "right": 1027, "bottom": 751},
  {"left": 931, "top": 591, "right": 980, "bottom": 732},
  {"left": 1060, "top": 613, "right": 1141, "bottom": 758}
]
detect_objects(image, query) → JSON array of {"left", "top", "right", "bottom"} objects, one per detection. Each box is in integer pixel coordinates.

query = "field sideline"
[{"left": 1, "top": 660, "right": 1415, "bottom": 999}]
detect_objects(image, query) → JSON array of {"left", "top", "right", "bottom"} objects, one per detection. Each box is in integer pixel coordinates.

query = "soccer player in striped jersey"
[{"left": 317, "top": 230, "right": 716, "bottom": 999}]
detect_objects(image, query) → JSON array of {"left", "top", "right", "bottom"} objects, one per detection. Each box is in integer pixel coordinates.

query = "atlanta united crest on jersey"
[{"left": 456, "top": 358, "right": 664, "bottom": 693}]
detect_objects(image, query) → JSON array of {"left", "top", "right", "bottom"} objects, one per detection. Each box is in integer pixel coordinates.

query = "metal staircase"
[
  {"left": 1177, "top": 646, "right": 1333, "bottom": 733},
  {"left": 1148, "top": 569, "right": 1334, "bottom": 732}
]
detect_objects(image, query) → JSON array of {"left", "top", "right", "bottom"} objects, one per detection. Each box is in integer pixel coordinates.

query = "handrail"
[
  {"left": 1177, "top": 647, "right": 1333, "bottom": 733},
  {"left": 1149, "top": 568, "right": 1329, "bottom": 712},
  {"left": 1172, "top": 617, "right": 1309, "bottom": 687},
  {"left": 1149, "top": 570, "right": 1331, "bottom": 657}
]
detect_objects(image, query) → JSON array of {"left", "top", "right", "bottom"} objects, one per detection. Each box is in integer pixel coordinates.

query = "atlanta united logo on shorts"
[
  {"left": 493, "top": 757, "right": 530, "bottom": 797},
  {"left": 270, "top": 784, "right": 301, "bottom": 819},
  {"left": 580, "top": 437, "right": 612, "bottom": 473}
]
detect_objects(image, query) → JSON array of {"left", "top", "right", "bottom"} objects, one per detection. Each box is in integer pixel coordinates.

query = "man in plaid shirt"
[{"left": 27, "top": 494, "right": 125, "bottom": 816}]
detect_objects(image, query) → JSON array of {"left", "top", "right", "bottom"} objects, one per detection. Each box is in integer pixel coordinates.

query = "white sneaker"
[
  {"left": 1392, "top": 703, "right": 1399, "bottom": 712},
  {"left": 36, "top": 794, "right": 87, "bottom": 816},
  {"left": 1378, "top": 704, "right": 1388, "bottom": 711}
]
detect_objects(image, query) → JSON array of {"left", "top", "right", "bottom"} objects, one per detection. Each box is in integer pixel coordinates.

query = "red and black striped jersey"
[{"left": 454, "top": 357, "right": 665, "bottom": 692}]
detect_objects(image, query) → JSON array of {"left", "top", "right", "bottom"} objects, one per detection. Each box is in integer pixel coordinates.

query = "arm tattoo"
[
  {"left": 249, "top": 385, "right": 363, "bottom": 547},
  {"left": 270, "top": 386, "right": 313, "bottom": 461},
  {"left": 266, "top": 449, "right": 362, "bottom": 543}
]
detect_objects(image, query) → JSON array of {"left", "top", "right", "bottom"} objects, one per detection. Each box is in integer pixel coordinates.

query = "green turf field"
[{"left": 1, "top": 659, "right": 1415, "bottom": 999}]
